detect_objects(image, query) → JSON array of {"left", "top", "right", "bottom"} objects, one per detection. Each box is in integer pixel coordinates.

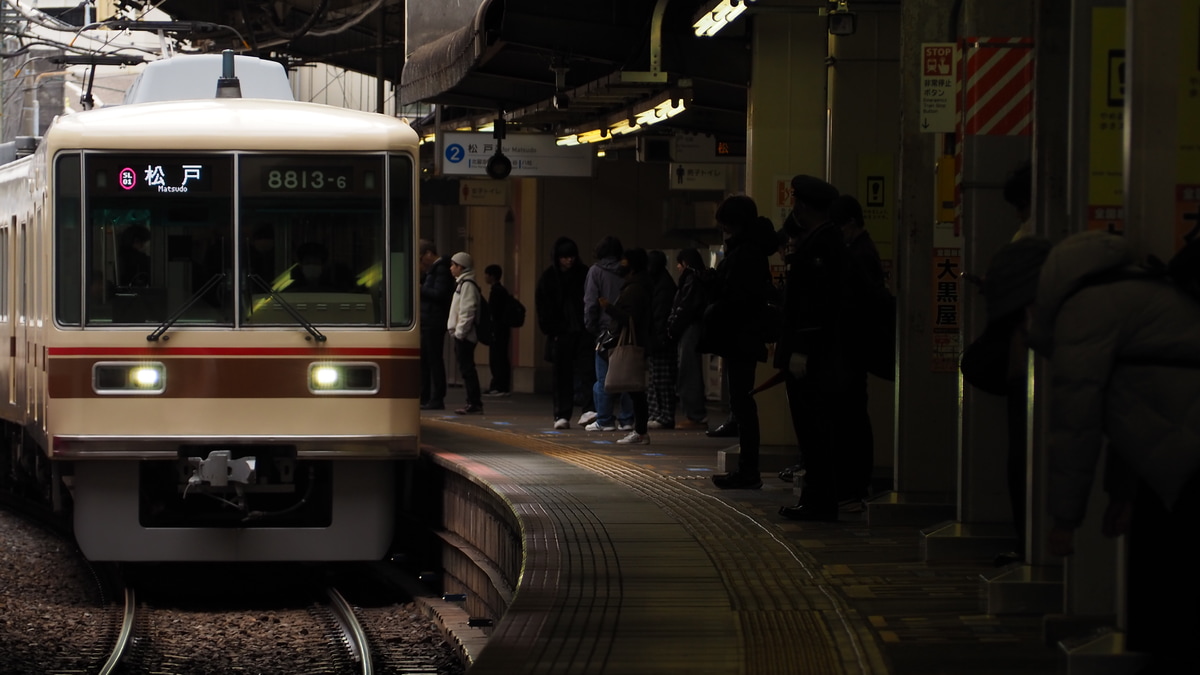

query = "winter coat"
[
  {"left": 584, "top": 256, "right": 625, "bottom": 335},
  {"left": 774, "top": 219, "right": 850, "bottom": 390},
  {"left": 420, "top": 256, "right": 455, "bottom": 330},
  {"left": 447, "top": 269, "right": 483, "bottom": 343},
  {"left": 1027, "top": 231, "right": 1200, "bottom": 527},
  {"left": 667, "top": 266, "right": 709, "bottom": 342},
  {"left": 489, "top": 282, "right": 513, "bottom": 329},
  {"left": 535, "top": 260, "right": 589, "bottom": 337},
  {"left": 699, "top": 221, "right": 777, "bottom": 362},
  {"left": 604, "top": 271, "right": 653, "bottom": 349},
  {"left": 648, "top": 267, "right": 678, "bottom": 353}
]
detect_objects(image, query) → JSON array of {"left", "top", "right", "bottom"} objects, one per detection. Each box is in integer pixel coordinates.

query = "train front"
[{"left": 42, "top": 100, "right": 421, "bottom": 561}]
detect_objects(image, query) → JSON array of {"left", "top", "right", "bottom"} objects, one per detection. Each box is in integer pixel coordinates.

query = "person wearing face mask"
[{"left": 287, "top": 241, "right": 338, "bottom": 292}]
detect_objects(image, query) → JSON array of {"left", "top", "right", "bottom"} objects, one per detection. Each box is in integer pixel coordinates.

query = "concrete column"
[
  {"left": 743, "top": 10, "right": 829, "bottom": 462},
  {"left": 886, "top": 0, "right": 959, "bottom": 525}
]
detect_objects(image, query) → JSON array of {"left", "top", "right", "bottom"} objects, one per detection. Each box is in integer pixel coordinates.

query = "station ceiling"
[{"left": 121, "top": 0, "right": 758, "bottom": 143}]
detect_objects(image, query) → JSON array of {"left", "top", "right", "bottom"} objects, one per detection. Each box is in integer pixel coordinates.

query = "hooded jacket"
[
  {"left": 535, "top": 237, "right": 589, "bottom": 337},
  {"left": 1027, "top": 231, "right": 1200, "bottom": 527},
  {"left": 584, "top": 256, "right": 625, "bottom": 335}
]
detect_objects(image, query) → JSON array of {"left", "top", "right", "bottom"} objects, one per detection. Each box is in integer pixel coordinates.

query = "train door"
[
  {"left": 16, "top": 221, "right": 26, "bottom": 422},
  {"left": 3, "top": 220, "right": 11, "bottom": 411}
]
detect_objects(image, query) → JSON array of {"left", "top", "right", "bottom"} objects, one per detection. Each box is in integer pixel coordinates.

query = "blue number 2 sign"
[{"left": 445, "top": 143, "right": 465, "bottom": 164}]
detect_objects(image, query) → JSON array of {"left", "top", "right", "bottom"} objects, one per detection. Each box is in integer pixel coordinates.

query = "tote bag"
[{"left": 604, "top": 320, "right": 646, "bottom": 393}]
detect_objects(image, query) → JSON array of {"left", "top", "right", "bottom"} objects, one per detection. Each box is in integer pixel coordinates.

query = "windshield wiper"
[
  {"left": 146, "top": 273, "right": 227, "bottom": 342},
  {"left": 246, "top": 273, "right": 327, "bottom": 343}
]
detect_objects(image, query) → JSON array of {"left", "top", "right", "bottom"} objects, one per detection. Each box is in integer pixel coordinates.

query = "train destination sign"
[{"left": 88, "top": 154, "right": 226, "bottom": 196}]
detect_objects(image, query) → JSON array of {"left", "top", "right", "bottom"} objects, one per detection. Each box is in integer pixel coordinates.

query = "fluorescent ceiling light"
[
  {"left": 635, "top": 98, "right": 686, "bottom": 126},
  {"left": 693, "top": 0, "right": 754, "bottom": 37}
]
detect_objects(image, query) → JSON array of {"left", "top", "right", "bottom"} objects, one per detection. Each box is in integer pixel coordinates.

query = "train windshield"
[
  {"left": 238, "top": 155, "right": 385, "bottom": 327},
  {"left": 66, "top": 152, "right": 412, "bottom": 328}
]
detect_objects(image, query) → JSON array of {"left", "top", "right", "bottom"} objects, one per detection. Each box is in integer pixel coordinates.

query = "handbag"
[{"left": 604, "top": 320, "right": 646, "bottom": 393}]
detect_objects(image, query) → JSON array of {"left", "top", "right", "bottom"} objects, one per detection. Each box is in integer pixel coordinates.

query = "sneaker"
[
  {"left": 584, "top": 421, "right": 617, "bottom": 432},
  {"left": 578, "top": 411, "right": 598, "bottom": 426},
  {"left": 553, "top": 418, "right": 570, "bottom": 430},
  {"left": 454, "top": 404, "right": 483, "bottom": 415},
  {"left": 647, "top": 420, "right": 674, "bottom": 430},
  {"left": 710, "top": 471, "right": 763, "bottom": 490},
  {"left": 617, "top": 422, "right": 634, "bottom": 431},
  {"left": 616, "top": 431, "right": 650, "bottom": 445}
]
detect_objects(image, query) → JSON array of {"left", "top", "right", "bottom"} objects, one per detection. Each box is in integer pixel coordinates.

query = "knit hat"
[
  {"left": 451, "top": 251, "right": 473, "bottom": 269},
  {"left": 982, "top": 236, "right": 1053, "bottom": 322},
  {"left": 790, "top": 175, "right": 839, "bottom": 212}
]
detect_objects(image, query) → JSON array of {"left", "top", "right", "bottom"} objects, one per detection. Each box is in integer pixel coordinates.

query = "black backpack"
[
  {"left": 505, "top": 296, "right": 527, "bottom": 328},
  {"left": 464, "top": 279, "right": 494, "bottom": 345}
]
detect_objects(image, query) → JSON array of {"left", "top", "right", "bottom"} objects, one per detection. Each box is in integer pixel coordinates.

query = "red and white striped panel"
[{"left": 963, "top": 37, "right": 1034, "bottom": 136}]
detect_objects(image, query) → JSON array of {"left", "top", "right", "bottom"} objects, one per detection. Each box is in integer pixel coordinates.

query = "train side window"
[
  {"left": 55, "top": 153, "right": 83, "bottom": 326},
  {"left": 388, "top": 154, "right": 414, "bottom": 328}
]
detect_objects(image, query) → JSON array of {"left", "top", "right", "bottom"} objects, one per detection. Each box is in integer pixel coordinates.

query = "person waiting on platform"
[
  {"left": 535, "top": 236, "right": 596, "bottom": 430},
  {"left": 666, "top": 248, "right": 711, "bottom": 430},
  {"left": 447, "top": 251, "right": 485, "bottom": 415},
  {"left": 483, "top": 263, "right": 514, "bottom": 397},
  {"left": 645, "top": 249, "right": 679, "bottom": 430}
]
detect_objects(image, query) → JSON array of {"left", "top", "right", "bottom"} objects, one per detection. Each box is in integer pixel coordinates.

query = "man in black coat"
[
  {"left": 419, "top": 240, "right": 455, "bottom": 410},
  {"left": 776, "top": 175, "right": 849, "bottom": 521}
]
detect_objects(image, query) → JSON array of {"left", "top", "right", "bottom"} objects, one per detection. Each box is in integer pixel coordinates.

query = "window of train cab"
[
  {"left": 237, "top": 154, "right": 414, "bottom": 328},
  {"left": 58, "top": 153, "right": 236, "bottom": 327}
]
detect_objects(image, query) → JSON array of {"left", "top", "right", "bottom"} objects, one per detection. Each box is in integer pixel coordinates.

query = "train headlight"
[
  {"left": 308, "top": 362, "right": 379, "bottom": 394},
  {"left": 93, "top": 362, "right": 167, "bottom": 395}
]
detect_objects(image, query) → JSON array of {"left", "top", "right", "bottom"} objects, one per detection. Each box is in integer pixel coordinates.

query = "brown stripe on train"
[{"left": 46, "top": 358, "right": 420, "bottom": 398}]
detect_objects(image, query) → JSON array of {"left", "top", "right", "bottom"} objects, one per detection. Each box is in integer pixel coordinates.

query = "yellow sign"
[
  {"left": 1088, "top": 7, "right": 1126, "bottom": 232},
  {"left": 1178, "top": 0, "right": 1200, "bottom": 247},
  {"left": 857, "top": 154, "right": 895, "bottom": 270}
]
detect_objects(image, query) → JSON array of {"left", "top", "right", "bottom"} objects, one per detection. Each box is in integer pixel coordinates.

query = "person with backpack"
[
  {"left": 447, "top": 251, "right": 485, "bottom": 415},
  {"left": 483, "top": 264, "right": 514, "bottom": 397},
  {"left": 828, "top": 195, "right": 890, "bottom": 510},
  {"left": 1006, "top": 230, "right": 1200, "bottom": 673}
]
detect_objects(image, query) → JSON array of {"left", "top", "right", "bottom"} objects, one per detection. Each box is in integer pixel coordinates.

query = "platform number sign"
[{"left": 445, "top": 143, "right": 465, "bottom": 164}]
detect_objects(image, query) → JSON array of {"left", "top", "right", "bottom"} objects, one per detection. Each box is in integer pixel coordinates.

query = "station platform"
[{"left": 416, "top": 391, "right": 1064, "bottom": 675}]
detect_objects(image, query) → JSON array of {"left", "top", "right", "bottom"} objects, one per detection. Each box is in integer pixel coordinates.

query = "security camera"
[
  {"left": 828, "top": 11, "right": 856, "bottom": 35},
  {"left": 827, "top": 1, "right": 856, "bottom": 36},
  {"left": 486, "top": 152, "right": 512, "bottom": 179}
]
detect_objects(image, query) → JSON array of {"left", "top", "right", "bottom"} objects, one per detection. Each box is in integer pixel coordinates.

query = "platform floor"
[{"left": 419, "top": 392, "right": 1063, "bottom": 675}]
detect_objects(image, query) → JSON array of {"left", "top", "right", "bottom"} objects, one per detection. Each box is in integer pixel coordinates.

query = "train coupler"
[{"left": 186, "top": 450, "right": 256, "bottom": 489}]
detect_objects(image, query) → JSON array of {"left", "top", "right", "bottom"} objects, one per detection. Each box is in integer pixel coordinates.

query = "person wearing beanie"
[
  {"left": 447, "top": 251, "right": 484, "bottom": 415},
  {"left": 535, "top": 236, "right": 596, "bottom": 429},
  {"left": 773, "top": 175, "right": 853, "bottom": 521}
]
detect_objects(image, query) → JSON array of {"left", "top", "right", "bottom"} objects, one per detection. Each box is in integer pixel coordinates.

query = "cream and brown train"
[{"left": 0, "top": 54, "right": 421, "bottom": 561}]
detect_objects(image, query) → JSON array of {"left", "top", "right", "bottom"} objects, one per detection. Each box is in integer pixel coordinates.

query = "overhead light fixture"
[
  {"left": 635, "top": 97, "right": 686, "bottom": 127},
  {"left": 693, "top": 0, "right": 755, "bottom": 37}
]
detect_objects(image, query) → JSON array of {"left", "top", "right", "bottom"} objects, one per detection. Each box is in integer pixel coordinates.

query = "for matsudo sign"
[{"left": 441, "top": 133, "right": 592, "bottom": 177}]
